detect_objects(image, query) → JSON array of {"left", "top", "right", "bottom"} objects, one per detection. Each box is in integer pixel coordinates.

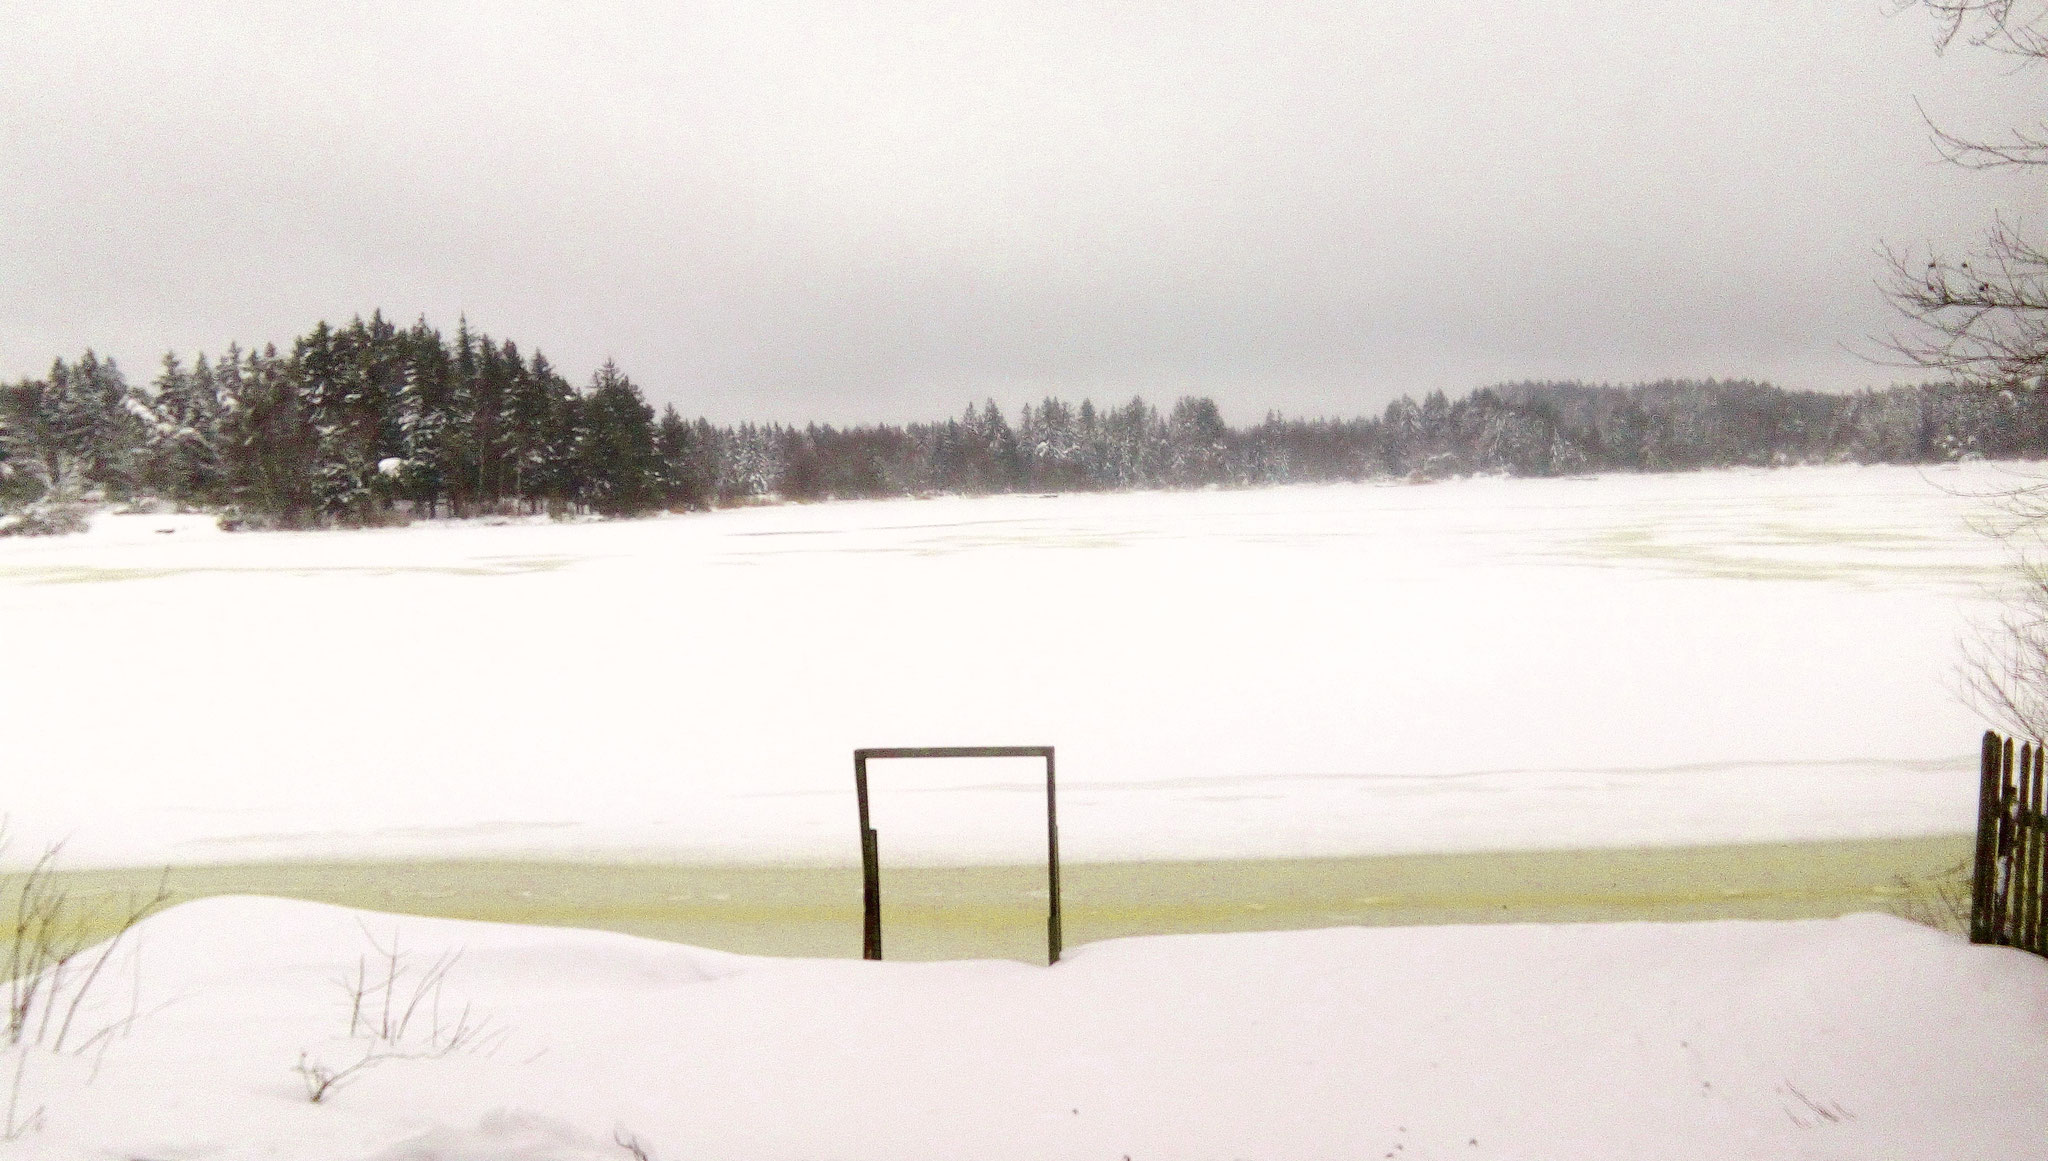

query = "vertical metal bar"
[
  {"left": 1046, "top": 748, "right": 1062, "bottom": 965},
  {"left": 1975, "top": 730, "right": 2001, "bottom": 943},
  {"left": 857, "top": 754, "right": 881, "bottom": 960},
  {"left": 862, "top": 826, "right": 880, "bottom": 960}
]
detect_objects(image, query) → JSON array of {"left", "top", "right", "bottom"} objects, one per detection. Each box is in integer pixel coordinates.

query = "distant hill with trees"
[{"left": 3, "top": 311, "right": 2044, "bottom": 528}]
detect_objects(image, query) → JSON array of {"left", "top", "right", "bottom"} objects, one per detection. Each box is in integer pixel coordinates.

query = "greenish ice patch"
[
  {"left": 1541, "top": 524, "right": 1996, "bottom": 588},
  {"left": 10, "top": 834, "right": 1975, "bottom": 965}
]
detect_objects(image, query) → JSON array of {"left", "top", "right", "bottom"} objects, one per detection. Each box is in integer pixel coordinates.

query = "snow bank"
[
  {"left": 79, "top": 510, "right": 226, "bottom": 542},
  {"left": 8, "top": 896, "right": 2043, "bottom": 1159}
]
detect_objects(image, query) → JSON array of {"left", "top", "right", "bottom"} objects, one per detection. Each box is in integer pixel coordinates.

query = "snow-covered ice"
[
  {"left": 0, "top": 463, "right": 2021, "bottom": 866},
  {"left": 5, "top": 895, "right": 2042, "bottom": 1159},
  {"left": 2, "top": 467, "right": 2041, "bottom": 1156}
]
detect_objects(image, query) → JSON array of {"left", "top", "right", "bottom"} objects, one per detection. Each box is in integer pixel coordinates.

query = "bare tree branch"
[
  {"left": 1879, "top": 217, "right": 2048, "bottom": 391},
  {"left": 1917, "top": 97, "right": 2048, "bottom": 170},
  {"left": 1913, "top": 0, "right": 2048, "bottom": 60},
  {"left": 1883, "top": 3, "right": 2048, "bottom": 388}
]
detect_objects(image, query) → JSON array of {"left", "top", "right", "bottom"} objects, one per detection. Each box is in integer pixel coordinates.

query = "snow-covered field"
[
  {"left": 3, "top": 895, "right": 2040, "bottom": 1159},
  {"left": 0, "top": 462, "right": 2022, "bottom": 867}
]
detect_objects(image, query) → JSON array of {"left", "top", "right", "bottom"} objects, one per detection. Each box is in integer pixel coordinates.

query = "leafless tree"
[
  {"left": 1887, "top": 4, "right": 2048, "bottom": 737},
  {"left": 1883, "top": 2, "right": 2048, "bottom": 392},
  {"left": 1958, "top": 476, "right": 2048, "bottom": 738}
]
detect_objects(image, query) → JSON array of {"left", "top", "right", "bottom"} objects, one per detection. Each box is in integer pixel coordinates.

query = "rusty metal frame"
[{"left": 853, "top": 746, "right": 1060, "bottom": 964}]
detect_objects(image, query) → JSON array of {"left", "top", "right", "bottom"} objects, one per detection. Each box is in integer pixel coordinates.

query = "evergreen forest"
[{"left": 3, "top": 311, "right": 2045, "bottom": 529}]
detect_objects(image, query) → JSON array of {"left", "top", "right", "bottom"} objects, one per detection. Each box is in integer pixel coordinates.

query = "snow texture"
[
  {"left": 3, "top": 895, "right": 2042, "bottom": 1159},
  {"left": 0, "top": 463, "right": 2018, "bottom": 867}
]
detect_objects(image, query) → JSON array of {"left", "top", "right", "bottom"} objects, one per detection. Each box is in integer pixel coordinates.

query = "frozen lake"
[{"left": 0, "top": 462, "right": 2022, "bottom": 867}]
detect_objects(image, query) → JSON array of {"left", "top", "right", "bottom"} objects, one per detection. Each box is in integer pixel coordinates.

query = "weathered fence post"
[
  {"left": 1995, "top": 737, "right": 2016, "bottom": 943},
  {"left": 1974, "top": 730, "right": 2001, "bottom": 944},
  {"left": 1972, "top": 730, "right": 2048, "bottom": 957},
  {"left": 2023, "top": 743, "right": 2040, "bottom": 951},
  {"left": 2023, "top": 745, "right": 2039, "bottom": 954}
]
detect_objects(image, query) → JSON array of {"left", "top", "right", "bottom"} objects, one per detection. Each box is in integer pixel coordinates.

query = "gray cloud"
[{"left": 3, "top": 1, "right": 2044, "bottom": 423}]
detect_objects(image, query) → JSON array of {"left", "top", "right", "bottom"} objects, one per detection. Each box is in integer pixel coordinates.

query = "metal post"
[
  {"left": 856, "top": 753, "right": 881, "bottom": 960},
  {"left": 1046, "top": 748, "right": 1062, "bottom": 964}
]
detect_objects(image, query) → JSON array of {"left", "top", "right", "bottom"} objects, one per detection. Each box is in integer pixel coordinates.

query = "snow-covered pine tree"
[
  {"left": 576, "top": 360, "right": 660, "bottom": 515},
  {"left": 469, "top": 336, "right": 518, "bottom": 509},
  {"left": 501, "top": 347, "right": 559, "bottom": 512},
  {"left": 654, "top": 404, "right": 702, "bottom": 510},
  {"left": 0, "top": 382, "right": 24, "bottom": 507},
  {"left": 71, "top": 352, "right": 145, "bottom": 498},
  {"left": 1166, "top": 396, "right": 1228, "bottom": 487},
  {"left": 440, "top": 317, "right": 482, "bottom": 515},
  {"left": 1102, "top": 396, "right": 1162, "bottom": 489},
  {"left": 1021, "top": 397, "right": 1086, "bottom": 491},
  {"left": 296, "top": 315, "right": 405, "bottom": 520},
  {"left": 146, "top": 352, "right": 225, "bottom": 504},
  {"left": 217, "top": 344, "right": 317, "bottom": 524},
  {"left": 0, "top": 374, "right": 57, "bottom": 501},
  {"left": 390, "top": 319, "right": 460, "bottom": 517},
  {"left": 535, "top": 360, "right": 584, "bottom": 513},
  {"left": 978, "top": 398, "right": 1021, "bottom": 491},
  {"left": 719, "top": 422, "right": 769, "bottom": 502},
  {"left": 11, "top": 354, "right": 132, "bottom": 501},
  {"left": 682, "top": 417, "right": 726, "bottom": 507},
  {"left": 295, "top": 321, "right": 370, "bottom": 518}
]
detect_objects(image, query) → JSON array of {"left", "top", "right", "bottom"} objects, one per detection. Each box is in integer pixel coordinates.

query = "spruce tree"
[
  {"left": 576, "top": 360, "right": 659, "bottom": 515},
  {"left": 218, "top": 344, "right": 317, "bottom": 525},
  {"left": 15, "top": 356, "right": 111, "bottom": 500},
  {"left": 502, "top": 348, "right": 558, "bottom": 511},
  {"left": 0, "top": 385, "right": 23, "bottom": 507},
  {"left": 146, "top": 352, "right": 224, "bottom": 504},
  {"left": 392, "top": 320, "right": 459, "bottom": 517},
  {"left": 654, "top": 404, "right": 700, "bottom": 509}
]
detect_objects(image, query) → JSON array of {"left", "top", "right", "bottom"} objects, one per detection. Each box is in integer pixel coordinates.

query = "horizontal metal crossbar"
[{"left": 855, "top": 745, "right": 1053, "bottom": 760}]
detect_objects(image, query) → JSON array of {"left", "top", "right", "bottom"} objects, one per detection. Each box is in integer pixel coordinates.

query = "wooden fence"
[{"left": 1973, "top": 730, "right": 2048, "bottom": 955}]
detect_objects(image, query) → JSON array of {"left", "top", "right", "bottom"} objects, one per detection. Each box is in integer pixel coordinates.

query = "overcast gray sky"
[{"left": 3, "top": 1, "right": 2044, "bottom": 424}]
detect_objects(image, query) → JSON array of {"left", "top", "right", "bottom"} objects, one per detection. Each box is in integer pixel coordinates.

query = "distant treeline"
[{"left": 2, "top": 311, "right": 2044, "bottom": 525}]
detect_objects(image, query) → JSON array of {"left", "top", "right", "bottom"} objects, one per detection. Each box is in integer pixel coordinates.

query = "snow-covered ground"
[
  {"left": 0, "top": 462, "right": 2023, "bottom": 867},
  {"left": 5, "top": 895, "right": 2041, "bottom": 1159}
]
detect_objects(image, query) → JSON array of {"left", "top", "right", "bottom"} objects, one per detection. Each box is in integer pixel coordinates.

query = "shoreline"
[{"left": 13, "top": 833, "right": 1974, "bottom": 963}]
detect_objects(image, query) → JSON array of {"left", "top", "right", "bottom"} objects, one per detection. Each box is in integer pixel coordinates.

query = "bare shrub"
[
  {"left": 0, "top": 502, "right": 92, "bottom": 539},
  {"left": 613, "top": 1129, "right": 653, "bottom": 1160},
  {"left": 296, "top": 924, "right": 503, "bottom": 1104},
  {"left": 0, "top": 835, "right": 171, "bottom": 1139},
  {"left": 1889, "top": 858, "right": 1974, "bottom": 937},
  {"left": 1954, "top": 474, "right": 2048, "bottom": 739},
  {"left": 333, "top": 503, "right": 412, "bottom": 530}
]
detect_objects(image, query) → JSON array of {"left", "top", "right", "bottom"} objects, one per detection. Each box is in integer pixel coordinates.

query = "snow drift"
[{"left": 6, "top": 896, "right": 2043, "bottom": 1159}]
